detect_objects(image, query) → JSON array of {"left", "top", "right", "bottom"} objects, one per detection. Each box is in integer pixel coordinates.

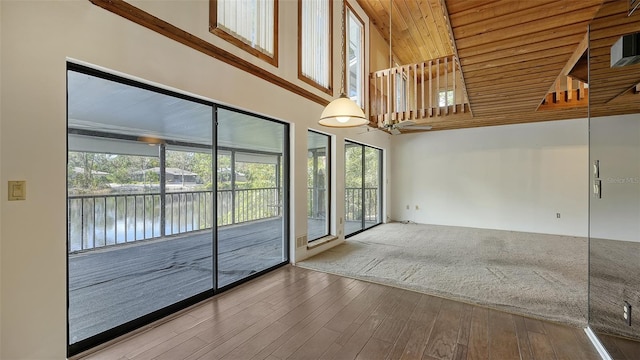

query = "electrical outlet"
[
  {"left": 624, "top": 301, "right": 632, "bottom": 326},
  {"left": 556, "top": 213, "right": 561, "bottom": 219}
]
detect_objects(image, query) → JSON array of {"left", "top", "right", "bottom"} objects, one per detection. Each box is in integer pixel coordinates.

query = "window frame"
[
  {"left": 307, "top": 130, "right": 332, "bottom": 242},
  {"left": 298, "top": 0, "right": 334, "bottom": 95},
  {"left": 438, "top": 89, "right": 455, "bottom": 108},
  {"left": 344, "top": 140, "right": 383, "bottom": 238},
  {"left": 209, "top": 0, "right": 279, "bottom": 66},
  {"left": 345, "top": 2, "right": 365, "bottom": 109}
]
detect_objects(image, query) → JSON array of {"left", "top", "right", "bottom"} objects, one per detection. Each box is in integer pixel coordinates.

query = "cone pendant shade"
[{"left": 319, "top": 94, "right": 368, "bottom": 128}]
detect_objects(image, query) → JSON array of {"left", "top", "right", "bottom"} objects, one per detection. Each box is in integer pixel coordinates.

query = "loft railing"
[
  {"left": 370, "top": 55, "right": 470, "bottom": 125},
  {"left": 539, "top": 76, "right": 589, "bottom": 110},
  {"left": 68, "top": 187, "right": 280, "bottom": 253}
]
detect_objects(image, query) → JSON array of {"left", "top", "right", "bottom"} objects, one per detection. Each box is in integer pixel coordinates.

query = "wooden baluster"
[
  {"left": 444, "top": 56, "right": 449, "bottom": 115},
  {"left": 429, "top": 60, "right": 433, "bottom": 117},
  {"left": 436, "top": 58, "right": 441, "bottom": 116},
  {"left": 579, "top": 80, "right": 585, "bottom": 101},
  {"left": 413, "top": 64, "right": 418, "bottom": 119},
  {"left": 554, "top": 78, "right": 562, "bottom": 103},
  {"left": 405, "top": 65, "right": 410, "bottom": 120},
  {"left": 453, "top": 56, "right": 457, "bottom": 113},
  {"left": 387, "top": 68, "right": 392, "bottom": 125},
  {"left": 566, "top": 76, "right": 573, "bottom": 102},
  {"left": 370, "top": 73, "right": 376, "bottom": 122},
  {"left": 420, "top": 62, "right": 425, "bottom": 118}
]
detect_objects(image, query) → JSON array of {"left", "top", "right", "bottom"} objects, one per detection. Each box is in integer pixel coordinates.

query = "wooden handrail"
[{"left": 369, "top": 55, "right": 469, "bottom": 126}]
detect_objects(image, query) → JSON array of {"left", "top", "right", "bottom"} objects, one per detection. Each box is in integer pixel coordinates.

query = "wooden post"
[
  {"left": 566, "top": 76, "right": 573, "bottom": 102},
  {"left": 429, "top": 60, "right": 433, "bottom": 117},
  {"left": 453, "top": 56, "right": 457, "bottom": 113}
]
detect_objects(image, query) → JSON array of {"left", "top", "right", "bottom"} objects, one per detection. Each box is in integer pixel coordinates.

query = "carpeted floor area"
[{"left": 298, "top": 222, "right": 588, "bottom": 327}]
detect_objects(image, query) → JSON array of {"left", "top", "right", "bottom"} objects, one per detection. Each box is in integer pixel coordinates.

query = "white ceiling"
[{"left": 67, "top": 70, "right": 286, "bottom": 154}]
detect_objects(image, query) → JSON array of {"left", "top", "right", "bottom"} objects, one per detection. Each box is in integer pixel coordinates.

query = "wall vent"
[
  {"left": 296, "top": 235, "right": 308, "bottom": 248},
  {"left": 611, "top": 32, "right": 640, "bottom": 68}
]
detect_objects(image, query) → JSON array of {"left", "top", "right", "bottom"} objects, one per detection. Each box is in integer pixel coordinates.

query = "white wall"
[
  {"left": 0, "top": 1, "right": 389, "bottom": 358},
  {"left": 389, "top": 118, "right": 589, "bottom": 237},
  {"left": 590, "top": 113, "right": 640, "bottom": 242}
]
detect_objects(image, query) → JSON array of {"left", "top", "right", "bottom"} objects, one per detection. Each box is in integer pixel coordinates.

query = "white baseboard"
[{"left": 585, "top": 326, "right": 613, "bottom": 360}]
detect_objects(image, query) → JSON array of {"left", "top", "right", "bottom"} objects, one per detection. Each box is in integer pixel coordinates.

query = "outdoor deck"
[{"left": 69, "top": 217, "right": 285, "bottom": 343}]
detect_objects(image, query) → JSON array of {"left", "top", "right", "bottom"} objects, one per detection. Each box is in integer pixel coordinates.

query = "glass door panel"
[
  {"left": 345, "top": 141, "right": 364, "bottom": 236},
  {"left": 308, "top": 131, "right": 330, "bottom": 241},
  {"left": 216, "top": 108, "right": 288, "bottom": 288},
  {"left": 67, "top": 67, "right": 214, "bottom": 351},
  {"left": 345, "top": 141, "right": 383, "bottom": 237},
  {"left": 364, "top": 147, "right": 382, "bottom": 229}
]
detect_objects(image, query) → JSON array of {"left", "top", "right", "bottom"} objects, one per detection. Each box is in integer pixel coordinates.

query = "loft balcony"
[{"left": 369, "top": 55, "right": 472, "bottom": 130}]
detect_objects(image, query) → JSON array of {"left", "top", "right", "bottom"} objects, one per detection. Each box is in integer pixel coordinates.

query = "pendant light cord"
[{"left": 340, "top": 1, "right": 346, "bottom": 96}]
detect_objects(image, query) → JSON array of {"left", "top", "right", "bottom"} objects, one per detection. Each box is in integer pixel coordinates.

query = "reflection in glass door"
[
  {"left": 308, "top": 131, "right": 330, "bottom": 241},
  {"left": 587, "top": 5, "right": 640, "bottom": 358},
  {"left": 67, "top": 65, "right": 214, "bottom": 354},
  {"left": 216, "top": 108, "right": 289, "bottom": 288},
  {"left": 344, "top": 141, "right": 382, "bottom": 237}
]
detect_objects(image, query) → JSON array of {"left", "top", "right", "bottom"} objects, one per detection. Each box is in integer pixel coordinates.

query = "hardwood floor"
[
  {"left": 77, "top": 266, "right": 601, "bottom": 360},
  {"left": 597, "top": 333, "right": 640, "bottom": 360}
]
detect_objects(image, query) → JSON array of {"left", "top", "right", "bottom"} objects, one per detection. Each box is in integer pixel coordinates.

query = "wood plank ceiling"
[
  {"left": 359, "top": 0, "right": 640, "bottom": 131},
  {"left": 589, "top": 0, "right": 640, "bottom": 117}
]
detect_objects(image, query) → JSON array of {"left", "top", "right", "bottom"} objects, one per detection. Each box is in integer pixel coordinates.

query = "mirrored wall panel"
[{"left": 588, "top": 2, "right": 640, "bottom": 358}]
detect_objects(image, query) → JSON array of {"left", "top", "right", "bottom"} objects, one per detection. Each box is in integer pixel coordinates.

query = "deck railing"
[
  {"left": 370, "top": 55, "right": 469, "bottom": 124},
  {"left": 345, "top": 187, "right": 379, "bottom": 222},
  {"left": 68, "top": 187, "right": 280, "bottom": 252}
]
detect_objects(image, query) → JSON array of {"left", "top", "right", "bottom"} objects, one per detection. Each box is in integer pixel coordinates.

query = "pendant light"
[{"left": 319, "top": 1, "right": 367, "bottom": 128}]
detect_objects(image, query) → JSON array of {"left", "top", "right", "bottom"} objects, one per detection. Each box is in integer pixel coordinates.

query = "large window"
[
  {"left": 344, "top": 141, "right": 383, "bottom": 237},
  {"left": 67, "top": 64, "right": 289, "bottom": 356},
  {"left": 299, "top": 0, "right": 332, "bottom": 93},
  {"left": 346, "top": 5, "right": 364, "bottom": 108},
  {"left": 211, "top": 0, "right": 278, "bottom": 65},
  {"left": 307, "top": 131, "right": 331, "bottom": 241}
]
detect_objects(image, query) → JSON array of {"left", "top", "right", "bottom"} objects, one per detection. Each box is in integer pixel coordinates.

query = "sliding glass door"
[
  {"left": 67, "top": 64, "right": 288, "bottom": 356},
  {"left": 216, "top": 108, "right": 288, "bottom": 288},
  {"left": 344, "top": 141, "right": 383, "bottom": 237}
]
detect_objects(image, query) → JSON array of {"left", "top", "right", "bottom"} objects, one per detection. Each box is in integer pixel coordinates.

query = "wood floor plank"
[
  {"left": 523, "top": 317, "right": 547, "bottom": 334},
  {"left": 613, "top": 335, "right": 640, "bottom": 360},
  {"left": 528, "top": 332, "right": 557, "bottom": 360},
  {"left": 543, "top": 322, "right": 600, "bottom": 360},
  {"left": 153, "top": 337, "right": 208, "bottom": 360},
  {"left": 399, "top": 295, "right": 442, "bottom": 360},
  {"left": 457, "top": 303, "right": 473, "bottom": 347},
  {"left": 324, "top": 282, "right": 387, "bottom": 334},
  {"left": 464, "top": 306, "right": 489, "bottom": 360},
  {"left": 453, "top": 343, "right": 468, "bottom": 360},
  {"left": 78, "top": 267, "right": 607, "bottom": 360},
  {"left": 287, "top": 327, "right": 341, "bottom": 360},
  {"left": 487, "top": 309, "right": 520, "bottom": 360},
  {"left": 355, "top": 337, "right": 393, "bottom": 360},
  {"left": 424, "top": 299, "right": 464, "bottom": 359},
  {"left": 513, "top": 316, "right": 534, "bottom": 360},
  {"left": 218, "top": 321, "right": 290, "bottom": 360}
]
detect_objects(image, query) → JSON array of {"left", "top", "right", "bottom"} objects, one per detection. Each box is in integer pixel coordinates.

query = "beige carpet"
[{"left": 298, "top": 222, "right": 588, "bottom": 327}]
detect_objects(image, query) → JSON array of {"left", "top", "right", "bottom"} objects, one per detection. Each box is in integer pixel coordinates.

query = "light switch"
[{"left": 8, "top": 181, "right": 26, "bottom": 201}]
